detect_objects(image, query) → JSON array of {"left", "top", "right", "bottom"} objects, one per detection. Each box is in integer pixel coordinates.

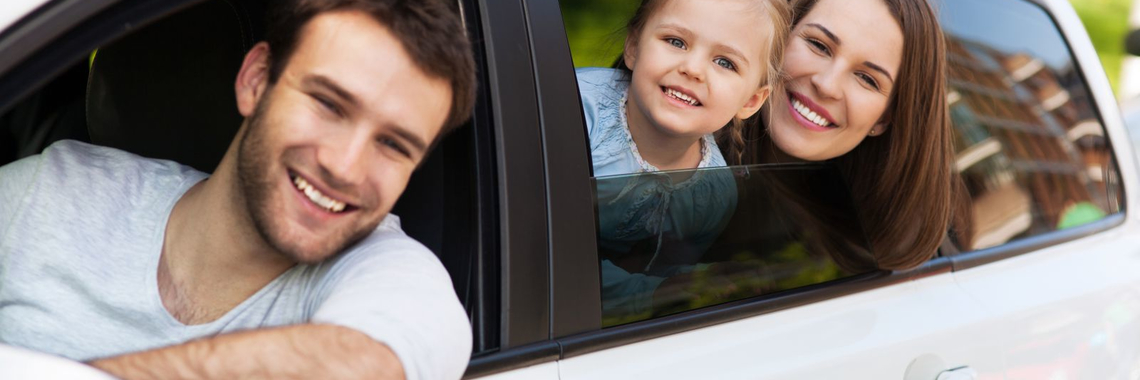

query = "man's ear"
[
  {"left": 736, "top": 85, "right": 771, "bottom": 120},
  {"left": 235, "top": 42, "right": 272, "bottom": 117}
]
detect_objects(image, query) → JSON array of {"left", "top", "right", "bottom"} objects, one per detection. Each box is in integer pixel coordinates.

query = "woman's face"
[{"left": 767, "top": 0, "right": 903, "bottom": 161}]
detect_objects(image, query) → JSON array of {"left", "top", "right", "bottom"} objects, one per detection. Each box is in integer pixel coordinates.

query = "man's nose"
[{"left": 318, "top": 126, "right": 371, "bottom": 187}]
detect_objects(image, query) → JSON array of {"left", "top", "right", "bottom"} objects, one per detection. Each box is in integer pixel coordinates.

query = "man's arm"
[{"left": 88, "top": 324, "right": 404, "bottom": 380}]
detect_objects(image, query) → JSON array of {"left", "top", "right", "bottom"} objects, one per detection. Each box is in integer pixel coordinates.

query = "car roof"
[{"left": 0, "top": 0, "right": 50, "bottom": 34}]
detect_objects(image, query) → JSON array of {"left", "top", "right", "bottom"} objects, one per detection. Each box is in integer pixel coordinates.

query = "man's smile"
[{"left": 289, "top": 172, "right": 354, "bottom": 214}]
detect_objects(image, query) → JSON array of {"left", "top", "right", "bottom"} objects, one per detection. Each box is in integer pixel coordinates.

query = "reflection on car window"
[
  {"left": 940, "top": 0, "right": 1124, "bottom": 251},
  {"left": 596, "top": 164, "right": 873, "bottom": 327}
]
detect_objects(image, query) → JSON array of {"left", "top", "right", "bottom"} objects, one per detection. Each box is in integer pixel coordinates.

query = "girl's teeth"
[
  {"left": 292, "top": 176, "right": 348, "bottom": 213},
  {"left": 666, "top": 88, "right": 698, "bottom": 106},
  {"left": 793, "top": 99, "right": 830, "bottom": 127}
]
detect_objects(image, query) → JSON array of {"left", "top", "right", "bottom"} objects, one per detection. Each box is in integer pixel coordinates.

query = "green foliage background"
[
  {"left": 1070, "top": 0, "right": 1132, "bottom": 95},
  {"left": 559, "top": 0, "right": 638, "bottom": 68},
  {"left": 560, "top": 0, "right": 1135, "bottom": 95}
]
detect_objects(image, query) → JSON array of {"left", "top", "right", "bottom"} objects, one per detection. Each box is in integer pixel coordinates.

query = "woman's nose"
[{"left": 811, "top": 65, "right": 844, "bottom": 100}]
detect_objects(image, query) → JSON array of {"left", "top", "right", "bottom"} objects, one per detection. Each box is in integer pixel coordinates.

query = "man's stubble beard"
[{"left": 235, "top": 94, "right": 379, "bottom": 264}]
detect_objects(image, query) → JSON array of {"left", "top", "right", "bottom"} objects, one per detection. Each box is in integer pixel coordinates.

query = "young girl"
[{"left": 576, "top": 0, "right": 791, "bottom": 321}]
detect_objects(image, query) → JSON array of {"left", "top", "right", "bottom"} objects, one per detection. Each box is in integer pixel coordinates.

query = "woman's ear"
[
  {"left": 736, "top": 85, "right": 771, "bottom": 120},
  {"left": 869, "top": 122, "right": 890, "bottom": 136},
  {"left": 235, "top": 42, "right": 271, "bottom": 117}
]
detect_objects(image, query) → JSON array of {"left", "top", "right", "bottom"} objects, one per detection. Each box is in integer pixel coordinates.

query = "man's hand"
[{"left": 87, "top": 324, "right": 403, "bottom": 380}]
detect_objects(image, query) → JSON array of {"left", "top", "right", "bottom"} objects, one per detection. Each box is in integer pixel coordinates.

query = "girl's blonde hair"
[{"left": 616, "top": 0, "right": 793, "bottom": 164}]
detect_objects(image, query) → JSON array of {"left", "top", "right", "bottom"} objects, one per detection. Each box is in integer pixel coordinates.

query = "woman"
[{"left": 731, "top": 0, "right": 966, "bottom": 271}]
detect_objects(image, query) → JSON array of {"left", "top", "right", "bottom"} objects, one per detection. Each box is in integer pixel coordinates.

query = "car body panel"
[
  {"left": 556, "top": 273, "right": 1005, "bottom": 379},
  {"left": 948, "top": 0, "right": 1140, "bottom": 378}
]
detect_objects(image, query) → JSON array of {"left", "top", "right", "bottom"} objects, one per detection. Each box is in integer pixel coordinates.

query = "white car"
[{"left": 0, "top": 0, "right": 1138, "bottom": 379}]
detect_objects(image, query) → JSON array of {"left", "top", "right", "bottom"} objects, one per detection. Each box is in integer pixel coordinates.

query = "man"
[{"left": 0, "top": 0, "right": 476, "bottom": 379}]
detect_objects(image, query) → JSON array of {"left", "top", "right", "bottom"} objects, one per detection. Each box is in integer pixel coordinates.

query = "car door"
[
  {"left": 514, "top": 0, "right": 1014, "bottom": 378},
  {"left": 475, "top": 0, "right": 1136, "bottom": 379},
  {"left": 943, "top": 0, "right": 1140, "bottom": 378}
]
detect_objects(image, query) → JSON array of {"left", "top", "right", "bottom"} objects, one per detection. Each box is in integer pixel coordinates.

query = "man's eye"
[
  {"left": 714, "top": 57, "right": 736, "bottom": 71},
  {"left": 857, "top": 72, "right": 881, "bottom": 91},
  {"left": 379, "top": 138, "right": 411, "bottom": 158},
  {"left": 313, "top": 95, "right": 342, "bottom": 116},
  {"left": 665, "top": 37, "right": 686, "bottom": 49}
]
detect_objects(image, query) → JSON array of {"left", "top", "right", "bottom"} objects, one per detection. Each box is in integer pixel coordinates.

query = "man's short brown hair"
[{"left": 264, "top": 0, "right": 476, "bottom": 134}]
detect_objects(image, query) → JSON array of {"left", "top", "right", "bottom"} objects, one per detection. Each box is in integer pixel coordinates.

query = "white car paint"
[
  {"left": 0, "top": 344, "right": 116, "bottom": 380},
  {"left": 0, "top": 0, "right": 49, "bottom": 33}
]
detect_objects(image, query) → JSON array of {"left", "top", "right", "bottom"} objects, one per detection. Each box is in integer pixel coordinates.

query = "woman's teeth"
[
  {"left": 792, "top": 98, "right": 833, "bottom": 128},
  {"left": 665, "top": 88, "right": 700, "bottom": 106},
  {"left": 293, "top": 176, "right": 347, "bottom": 213}
]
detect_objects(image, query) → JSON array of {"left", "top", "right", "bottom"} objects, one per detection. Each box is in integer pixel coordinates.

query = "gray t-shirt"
[{"left": 0, "top": 140, "right": 471, "bottom": 380}]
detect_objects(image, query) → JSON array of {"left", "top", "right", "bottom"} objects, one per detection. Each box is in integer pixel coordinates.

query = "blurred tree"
[
  {"left": 559, "top": 0, "right": 638, "bottom": 68},
  {"left": 1070, "top": 0, "right": 1131, "bottom": 95}
]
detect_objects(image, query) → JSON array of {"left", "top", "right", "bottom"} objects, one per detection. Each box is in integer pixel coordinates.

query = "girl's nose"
[{"left": 678, "top": 55, "right": 706, "bottom": 82}]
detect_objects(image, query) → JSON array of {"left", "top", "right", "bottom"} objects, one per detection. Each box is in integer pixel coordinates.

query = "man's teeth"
[
  {"left": 792, "top": 98, "right": 832, "bottom": 128},
  {"left": 666, "top": 88, "right": 699, "bottom": 106},
  {"left": 292, "top": 176, "right": 347, "bottom": 213}
]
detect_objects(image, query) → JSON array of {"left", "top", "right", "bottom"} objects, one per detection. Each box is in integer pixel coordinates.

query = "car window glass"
[
  {"left": 594, "top": 163, "right": 873, "bottom": 326},
  {"left": 939, "top": 0, "right": 1124, "bottom": 251},
  {"left": 560, "top": 0, "right": 877, "bottom": 327}
]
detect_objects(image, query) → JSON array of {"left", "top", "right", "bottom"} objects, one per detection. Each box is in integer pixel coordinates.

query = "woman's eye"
[
  {"left": 805, "top": 38, "right": 830, "bottom": 56},
  {"left": 857, "top": 72, "right": 881, "bottom": 91},
  {"left": 666, "top": 37, "right": 686, "bottom": 49},
  {"left": 714, "top": 57, "right": 736, "bottom": 71}
]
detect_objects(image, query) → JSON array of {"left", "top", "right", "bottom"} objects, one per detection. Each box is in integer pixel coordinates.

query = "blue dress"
[{"left": 577, "top": 67, "right": 738, "bottom": 317}]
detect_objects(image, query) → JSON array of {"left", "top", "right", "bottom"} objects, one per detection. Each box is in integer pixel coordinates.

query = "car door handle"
[{"left": 936, "top": 366, "right": 978, "bottom": 380}]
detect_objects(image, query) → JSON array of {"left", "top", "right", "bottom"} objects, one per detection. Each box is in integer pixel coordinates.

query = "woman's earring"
[{"left": 869, "top": 127, "right": 878, "bottom": 136}]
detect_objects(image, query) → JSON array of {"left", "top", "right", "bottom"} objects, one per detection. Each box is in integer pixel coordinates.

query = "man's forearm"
[{"left": 88, "top": 324, "right": 404, "bottom": 380}]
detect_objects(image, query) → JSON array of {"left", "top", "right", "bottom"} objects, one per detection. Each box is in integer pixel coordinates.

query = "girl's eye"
[
  {"left": 805, "top": 37, "right": 830, "bottom": 56},
  {"left": 666, "top": 37, "right": 686, "bottom": 49},
  {"left": 856, "top": 72, "right": 881, "bottom": 91},
  {"left": 714, "top": 57, "right": 736, "bottom": 71}
]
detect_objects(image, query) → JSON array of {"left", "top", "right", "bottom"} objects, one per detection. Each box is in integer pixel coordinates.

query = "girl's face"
[
  {"left": 623, "top": 0, "right": 771, "bottom": 140},
  {"left": 767, "top": 0, "right": 903, "bottom": 161}
]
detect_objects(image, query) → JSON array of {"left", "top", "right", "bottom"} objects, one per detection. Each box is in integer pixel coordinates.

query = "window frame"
[
  {"left": 0, "top": 0, "right": 520, "bottom": 370},
  {"left": 0, "top": 0, "right": 185, "bottom": 115},
  {"left": 939, "top": 0, "right": 1129, "bottom": 270}
]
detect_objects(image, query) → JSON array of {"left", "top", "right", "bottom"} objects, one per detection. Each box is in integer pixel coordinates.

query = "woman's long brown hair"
[{"left": 743, "top": 0, "right": 962, "bottom": 270}]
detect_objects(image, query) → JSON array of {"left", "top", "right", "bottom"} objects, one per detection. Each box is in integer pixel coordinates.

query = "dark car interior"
[{"left": 0, "top": 0, "right": 494, "bottom": 351}]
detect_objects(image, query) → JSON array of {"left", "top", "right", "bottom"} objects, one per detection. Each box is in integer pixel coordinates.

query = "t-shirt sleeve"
[
  {"left": 310, "top": 232, "right": 471, "bottom": 380},
  {"left": 0, "top": 154, "right": 42, "bottom": 234}
]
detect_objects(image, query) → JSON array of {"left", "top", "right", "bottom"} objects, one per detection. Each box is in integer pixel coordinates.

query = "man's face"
[{"left": 237, "top": 10, "right": 451, "bottom": 264}]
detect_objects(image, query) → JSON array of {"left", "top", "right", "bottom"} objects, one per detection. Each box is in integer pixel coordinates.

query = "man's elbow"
[{"left": 305, "top": 324, "right": 405, "bottom": 380}]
